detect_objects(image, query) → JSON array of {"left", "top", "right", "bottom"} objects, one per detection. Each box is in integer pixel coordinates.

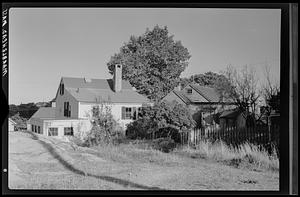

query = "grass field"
[{"left": 8, "top": 131, "right": 279, "bottom": 190}]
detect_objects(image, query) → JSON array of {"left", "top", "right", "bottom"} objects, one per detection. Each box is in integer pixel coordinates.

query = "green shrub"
[
  {"left": 126, "top": 118, "right": 156, "bottom": 140},
  {"left": 156, "top": 127, "right": 181, "bottom": 143},
  {"left": 84, "top": 101, "right": 124, "bottom": 147},
  {"left": 126, "top": 100, "right": 195, "bottom": 142}
]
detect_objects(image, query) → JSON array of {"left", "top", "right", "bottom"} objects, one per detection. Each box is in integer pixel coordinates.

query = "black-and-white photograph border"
[{"left": 1, "top": 2, "right": 297, "bottom": 195}]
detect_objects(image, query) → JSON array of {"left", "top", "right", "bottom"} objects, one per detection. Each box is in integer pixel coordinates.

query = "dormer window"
[
  {"left": 60, "top": 83, "right": 64, "bottom": 95},
  {"left": 186, "top": 88, "right": 192, "bottom": 94}
]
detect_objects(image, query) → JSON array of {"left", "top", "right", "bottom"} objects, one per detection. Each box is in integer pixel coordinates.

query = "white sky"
[{"left": 9, "top": 8, "right": 281, "bottom": 104}]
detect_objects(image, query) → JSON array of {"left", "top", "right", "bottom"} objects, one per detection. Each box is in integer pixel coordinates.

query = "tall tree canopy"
[{"left": 107, "top": 25, "right": 191, "bottom": 101}]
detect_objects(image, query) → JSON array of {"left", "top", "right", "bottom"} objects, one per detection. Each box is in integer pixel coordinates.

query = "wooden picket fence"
[{"left": 180, "top": 125, "right": 274, "bottom": 148}]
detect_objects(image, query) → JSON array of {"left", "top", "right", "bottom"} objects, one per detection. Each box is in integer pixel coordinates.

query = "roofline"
[
  {"left": 9, "top": 118, "right": 17, "bottom": 124},
  {"left": 61, "top": 86, "right": 80, "bottom": 102},
  {"left": 78, "top": 101, "right": 152, "bottom": 104},
  {"left": 189, "top": 84, "right": 214, "bottom": 102},
  {"left": 54, "top": 77, "right": 63, "bottom": 102},
  {"left": 29, "top": 117, "right": 82, "bottom": 121},
  {"left": 172, "top": 91, "right": 189, "bottom": 104}
]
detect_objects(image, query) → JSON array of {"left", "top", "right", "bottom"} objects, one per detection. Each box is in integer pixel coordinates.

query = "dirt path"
[{"left": 8, "top": 131, "right": 279, "bottom": 190}]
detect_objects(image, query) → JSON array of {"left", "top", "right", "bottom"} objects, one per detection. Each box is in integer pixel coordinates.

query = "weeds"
[
  {"left": 173, "top": 140, "right": 279, "bottom": 172},
  {"left": 89, "top": 142, "right": 184, "bottom": 166}
]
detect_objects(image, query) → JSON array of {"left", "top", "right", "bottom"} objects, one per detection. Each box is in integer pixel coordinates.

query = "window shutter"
[
  {"left": 121, "top": 107, "right": 125, "bottom": 120},
  {"left": 63, "top": 102, "right": 66, "bottom": 116},
  {"left": 132, "top": 107, "right": 137, "bottom": 120}
]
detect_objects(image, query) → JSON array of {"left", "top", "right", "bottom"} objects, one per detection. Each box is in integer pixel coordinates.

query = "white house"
[
  {"left": 27, "top": 64, "right": 152, "bottom": 138},
  {"left": 9, "top": 118, "right": 17, "bottom": 131}
]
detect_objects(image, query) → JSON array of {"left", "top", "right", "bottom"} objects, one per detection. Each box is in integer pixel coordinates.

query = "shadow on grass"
[{"left": 26, "top": 131, "right": 163, "bottom": 190}]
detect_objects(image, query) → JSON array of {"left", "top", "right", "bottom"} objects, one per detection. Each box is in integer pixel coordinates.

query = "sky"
[{"left": 9, "top": 8, "right": 281, "bottom": 105}]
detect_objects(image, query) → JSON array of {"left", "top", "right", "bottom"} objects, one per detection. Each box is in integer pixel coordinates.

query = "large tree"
[{"left": 107, "top": 25, "right": 191, "bottom": 101}]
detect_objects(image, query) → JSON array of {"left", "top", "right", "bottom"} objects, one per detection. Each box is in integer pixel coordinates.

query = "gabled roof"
[
  {"left": 173, "top": 89, "right": 209, "bottom": 104},
  {"left": 66, "top": 87, "right": 150, "bottom": 103},
  {"left": 30, "top": 107, "right": 56, "bottom": 119},
  {"left": 170, "top": 83, "right": 236, "bottom": 105},
  {"left": 9, "top": 118, "right": 17, "bottom": 125},
  {"left": 173, "top": 91, "right": 191, "bottom": 104},
  {"left": 50, "top": 98, "right": 56, "bottom": 102},
  {"left": 62, "top": 77, "right": 132, "bottom": 90},
  {"left": 189, "top": 84, "right": 221, "bottom": 102},
  {"left": 60, "top": 77, "right": 150, "bottom": 103},
  {"left": 165, "top": 83, "right": 233, "bottom": 105}
]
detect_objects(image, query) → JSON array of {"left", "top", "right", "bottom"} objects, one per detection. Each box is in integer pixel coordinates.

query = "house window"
[
  {"left": 186, "top": 88, "right": 192, "bottom": 94},
  {"left": 121, "top": 107, "right": 138, "bottom": 120},
  {"left": 137, "top": 107, "right": 142, "bottom": 119},
  {"left": 64, "top": 127, "right": 74, "bottom": 136},
  {"left": 64, "top": 102, "right": 71, "bottom": 117},
  {"left": 125, "top": 107, "right": 132, "bottom": 119},
  {"left": 31, "top": 125, "right": 34, "bottom": 132},
  {"left": 34, "top": 125, "right": 37, "bottom": 133},
  {"left": 48, "top": 128, "right": 58, "bottom": 136},
  {"left": 38, "top": 126, "right": 41, "bottom": 134},
  {"left": 60, "top": 83, "right": 64, "bottom": 95}
]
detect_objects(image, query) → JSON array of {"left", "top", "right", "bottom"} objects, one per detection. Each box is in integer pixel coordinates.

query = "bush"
[
  {"left": 151, "top": 138, "right": 176, "bottom": 153},
  {"left": 110, "top": 131, "right": 127, "bottom": 145},
  {"left": 126, "top": 118, "right": 156, "bottom": 140},
  {"left": 156, "top": 127, "right": 181, "bottom": 143},
  {"left": 126, "top": 100, "right": 195, "bottom": 142},
  {"left": 10, "top": 113, "right": 27, "bottom": 130},
  {"left": 84, "top": 101, "right": 124, "bottom": 147}
]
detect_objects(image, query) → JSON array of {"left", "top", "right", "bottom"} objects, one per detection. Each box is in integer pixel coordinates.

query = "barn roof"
[{"left": 61, "top": 77, "right": 150, "bottom": 103}]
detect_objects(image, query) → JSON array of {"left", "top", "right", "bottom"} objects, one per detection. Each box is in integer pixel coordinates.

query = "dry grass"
[
  {"left": 9, "top": 132, "right": 279, "bottom": 190},
  {"left": 173, "top": 140, "right": 279, "bottom": 172},
  {"left": 87, "top": 141, "right": 185, "bottom": 167},
  {"left": 83, "top": 139, "right": 279, "bottom": 172}
]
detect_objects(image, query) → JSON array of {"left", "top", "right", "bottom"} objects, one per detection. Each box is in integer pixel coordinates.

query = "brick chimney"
[{"left": 113, "top": 64, "right": 122, "bottom": 92}]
